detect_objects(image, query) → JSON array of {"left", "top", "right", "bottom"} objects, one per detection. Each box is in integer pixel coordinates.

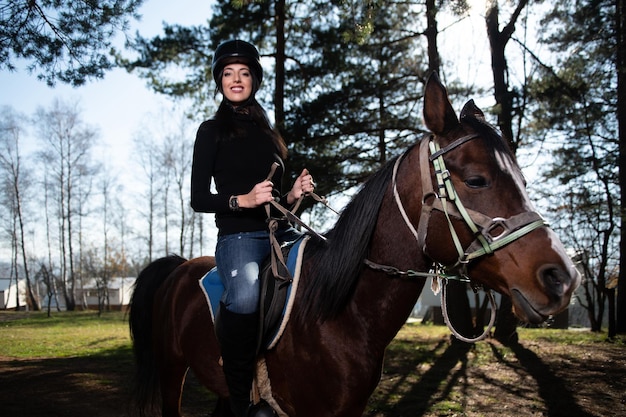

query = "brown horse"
[{"left": 129, "top": 74, "right": 580, "bottom": 417}]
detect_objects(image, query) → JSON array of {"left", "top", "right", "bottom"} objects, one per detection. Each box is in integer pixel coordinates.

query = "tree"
[
  {"left": 133, "top": 132, "right": 160, "bottom": 262},
  {"left": 40, "top": 172, "right": 62, "bottom": 315},
  {"left": 285, "top": 1, "right": 427, "bottom": 193},
  {"left": 529, "top": 0, "right": 619, "bottom": 336},
  {"left": 417, "top": 0, "right": 477, "bottom": 342},
  {"left": 616, "top": 0, "right": 626, "bottom": 335},
  {"left": 0, "top": 0, "right": 144, "bottom": 86},
  {"left": 486, "top": 0, "right": 530, "bottom": 154},
  {"left": 36, "top": 99, "right": 100, "bottom": 310},
  {"left": 166, "top": 122, "right": 195, "bottom": 258},
  {"left": 0, "top": 107, "right": 39, "bottom": 310},
  {"left": 95, "top": 168, "right": 120, "bottom": 313},
  {"left": 131, "top": 109, "right": 198, "bottom": 260}
]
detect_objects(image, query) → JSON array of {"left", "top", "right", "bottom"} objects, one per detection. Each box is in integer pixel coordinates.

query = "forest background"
[{"left": 1, "top": 0, "right": 625, "bottom": 337}]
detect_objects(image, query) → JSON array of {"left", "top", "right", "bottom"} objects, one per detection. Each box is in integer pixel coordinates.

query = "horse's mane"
[{"left": 297, "top": 154, "right": 402, "bottom": 323}]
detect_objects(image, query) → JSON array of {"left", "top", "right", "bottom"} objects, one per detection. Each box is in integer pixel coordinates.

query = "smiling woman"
[
  {"left": 221, "top": 64, "right": 254, "bottom": 104},
  {"left": 190, "top": 39, "right": 315, "bottom": 417}
]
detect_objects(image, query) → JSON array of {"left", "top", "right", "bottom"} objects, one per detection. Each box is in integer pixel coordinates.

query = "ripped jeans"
[{"left": 215, "top": 227, "right": 302, "bottom": 314}]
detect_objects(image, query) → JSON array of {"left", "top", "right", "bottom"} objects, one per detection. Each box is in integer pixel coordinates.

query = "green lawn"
[
  {"left": 0, "top": 310, "right": 623, "bottom": 417},
  {"left": 0, "top": 310, "right": 131, "bottom": 358}
]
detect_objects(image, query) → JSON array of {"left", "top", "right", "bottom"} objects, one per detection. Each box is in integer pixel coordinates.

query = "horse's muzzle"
[{"left": 511, "top": 263, "right": 581, "bottom": 324}]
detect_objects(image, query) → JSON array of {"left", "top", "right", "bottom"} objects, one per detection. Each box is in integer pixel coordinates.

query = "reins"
[{"left": 264, "top": 162, "right": 331, "bottom": 282}]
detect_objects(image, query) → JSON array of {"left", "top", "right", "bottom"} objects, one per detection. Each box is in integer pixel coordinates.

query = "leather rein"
[{"left": 365, "top": 134, "right": 548, "bottom": 342}]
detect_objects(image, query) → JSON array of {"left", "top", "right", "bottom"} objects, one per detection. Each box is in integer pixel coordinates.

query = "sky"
[{"left": 0, "top": 0, "right": 214, "bottom": 175}]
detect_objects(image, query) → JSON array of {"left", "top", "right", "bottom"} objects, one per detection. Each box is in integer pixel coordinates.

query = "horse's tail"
[{"left": 129, "top": 255, "right": 187, "bottom": 416}]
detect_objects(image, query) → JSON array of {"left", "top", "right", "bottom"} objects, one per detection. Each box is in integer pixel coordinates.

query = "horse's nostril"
[
  {"left": 540, "top": 265, "right": 567, "bottom": 296},
  {"left": 548, "top": 270, "right": 562, "bottom": 286}
]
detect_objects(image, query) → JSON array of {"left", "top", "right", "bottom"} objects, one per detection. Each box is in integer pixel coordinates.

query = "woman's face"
[{"left": 221, "top": 63, "right": 253, "bottom": 105}]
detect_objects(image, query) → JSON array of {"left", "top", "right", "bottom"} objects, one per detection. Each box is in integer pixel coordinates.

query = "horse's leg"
[
  {"left": 177, "top": 263, "right": 231, "bottom": 415},
  {"left": 160, "top": 364, "right": 189, "bottom": 417},
  {"left": 188, "top": 338, "right": 232, "bottom": 416}
]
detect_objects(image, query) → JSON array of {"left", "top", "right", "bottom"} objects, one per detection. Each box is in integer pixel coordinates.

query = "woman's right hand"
[{"left": 241, "top": 180, "right": 275, "bottom": 208}]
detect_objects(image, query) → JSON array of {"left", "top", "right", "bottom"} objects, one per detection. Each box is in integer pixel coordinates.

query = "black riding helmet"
[{"left": 212, "top": 40, "right": 263, "bottom": 91}]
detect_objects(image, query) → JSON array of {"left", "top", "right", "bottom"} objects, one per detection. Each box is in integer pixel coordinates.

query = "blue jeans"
[{"left": 215, "top": 227, "right": 302, "bottom": 314}]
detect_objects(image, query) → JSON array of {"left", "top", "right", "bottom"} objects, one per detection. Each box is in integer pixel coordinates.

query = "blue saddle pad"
[{"left": 199, "top": 235, "right": 306, "bottom": 324}]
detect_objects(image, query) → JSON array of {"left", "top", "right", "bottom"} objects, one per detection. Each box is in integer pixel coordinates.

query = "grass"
[
  {"left": 1, "top": 311, "right": 624, "bottom": 417},
  {"left": 0, "top": 310, "right": 131, "bottom": 359},
  {"left": 365, "top": 322, "right": 626, "bottom": 416},
  {"left": 0, "top": 310, "right": 619, "bottom": 360},
  {"left": 517, "top": 327, "right": 618, "bottom": 344}
]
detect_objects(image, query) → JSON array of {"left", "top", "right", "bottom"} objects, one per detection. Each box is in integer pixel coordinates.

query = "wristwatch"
[{"left": 229, "top": 195, "right": 241, "bottom": 211}]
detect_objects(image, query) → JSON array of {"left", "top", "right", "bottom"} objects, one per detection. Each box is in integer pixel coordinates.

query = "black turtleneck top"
[{"left": 190, "top": 109, "right": 286, "bottom": 236}]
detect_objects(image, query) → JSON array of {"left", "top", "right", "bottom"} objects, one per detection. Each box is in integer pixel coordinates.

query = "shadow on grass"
[
  {"left": 391, "top": 340, "right": 472, "bottom": 416},
  {"left": 0, "top": 345, "right": 135, "bottom": 417},
  {"left": 0, "top": 344, "right": 215, "bottom": 417},
  {"left": 3, "top": 325, "right": 623, "bottom": 417},
  {"left": 366, "top": 333, "right": 619, "bottom": 417},
  {"left": 505, "top": 342, "right": 595, "bottom": 417}
]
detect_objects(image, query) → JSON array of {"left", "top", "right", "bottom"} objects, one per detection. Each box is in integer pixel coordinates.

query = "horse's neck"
[
  {"left": 351, "top": 267, "right": 426, "bottom": 346},
  {"left": 352, "top": 169, "right": 430, "bottom": 346}
]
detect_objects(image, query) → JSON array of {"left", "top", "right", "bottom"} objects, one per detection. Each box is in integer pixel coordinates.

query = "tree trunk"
[
  {"left": 494, "top": 294, "right": 519, "bottom": 344},
  {"left": 485, "top": 0, "right": 528, "bottom": 153},
  {"left": 616, "top": 0, "right": 626, "bottom": 335},
  {"left": 274, "top": 0, "right": 286, "bottom": 134},
  {"left": 607, "top": 288, "right": 616, "bottom": 338},
  {"left": 425, "top": 0, "right": 440, "bottom": 74},
  {"left": 66, "top": 161, "right": 77, "bottom": 311},
  {"left": 445, "top": 281, "right": 476, "bottom": 341},
  {"left": 12, "top": 237, "right": 21, "bottom": 311},
  {"left": 12, "top": 148, "right": 39, "bottom": 310},
  {"left": 485, "top": 0, "right": 529, "bottom": 340}
]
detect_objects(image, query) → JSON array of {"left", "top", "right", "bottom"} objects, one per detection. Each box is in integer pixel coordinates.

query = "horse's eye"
[{"left": 465, "top": 176, "right": 488, "bottom": 188}]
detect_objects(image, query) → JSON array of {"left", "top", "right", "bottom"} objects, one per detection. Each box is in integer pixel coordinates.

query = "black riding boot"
[{"left": 215, "top": 302, "right": 259, "bottom": 417}]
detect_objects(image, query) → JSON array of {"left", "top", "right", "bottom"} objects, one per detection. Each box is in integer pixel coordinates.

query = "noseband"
[{"left": 366, "top": 133, "right": 548, "bottom": 342}]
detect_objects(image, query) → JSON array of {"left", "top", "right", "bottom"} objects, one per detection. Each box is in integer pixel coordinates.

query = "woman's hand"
[
  {"left": 240, "top": 180, "right": 275, "bottom": 208},
  {"left": 287, "top": 168, "right": 315, "bottom": 204}
]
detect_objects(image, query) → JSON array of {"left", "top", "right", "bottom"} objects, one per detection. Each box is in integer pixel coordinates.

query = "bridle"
[{"left": 365, "top": 133, "right": 548, "bottom": 342}]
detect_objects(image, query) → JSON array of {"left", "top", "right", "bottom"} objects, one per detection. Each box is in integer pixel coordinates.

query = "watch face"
[{"left": 230, "top": 196, "right": 239, "bottom": 210}]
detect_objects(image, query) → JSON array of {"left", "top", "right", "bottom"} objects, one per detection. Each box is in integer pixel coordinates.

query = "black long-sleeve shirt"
[{"left": 190, "top": 112, "right": 286, "bottom": 236}]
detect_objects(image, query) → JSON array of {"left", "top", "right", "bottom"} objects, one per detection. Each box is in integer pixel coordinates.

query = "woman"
[{"left": 190, "top": 39, "right": 314, "bottom": 417}]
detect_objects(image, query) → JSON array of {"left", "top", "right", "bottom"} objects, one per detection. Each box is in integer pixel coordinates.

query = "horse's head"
[{"left": 418, "top": 73, "right": 580, "bottom": 324}]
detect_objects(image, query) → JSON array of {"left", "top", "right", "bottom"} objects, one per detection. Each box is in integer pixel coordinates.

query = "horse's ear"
[
  {"left": 423, "top": 72, "right": 459, "bottom": 135},
  {"left": 460, "top": 99, "right": 485, "bottom": 121}
]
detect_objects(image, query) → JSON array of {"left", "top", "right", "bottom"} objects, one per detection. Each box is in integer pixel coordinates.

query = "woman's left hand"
[{"left": 288, "top": 168, "right": 315, "bottom": 204}]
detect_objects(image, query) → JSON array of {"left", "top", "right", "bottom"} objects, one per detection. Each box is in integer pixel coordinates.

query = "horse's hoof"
[{"left": 248, "top": 400, "right": 277, "bottom": 417}]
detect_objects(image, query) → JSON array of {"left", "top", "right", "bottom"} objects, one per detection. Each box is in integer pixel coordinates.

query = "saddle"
[{"left": 199, "top": 235, "right": 309, "bottom": 353}]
